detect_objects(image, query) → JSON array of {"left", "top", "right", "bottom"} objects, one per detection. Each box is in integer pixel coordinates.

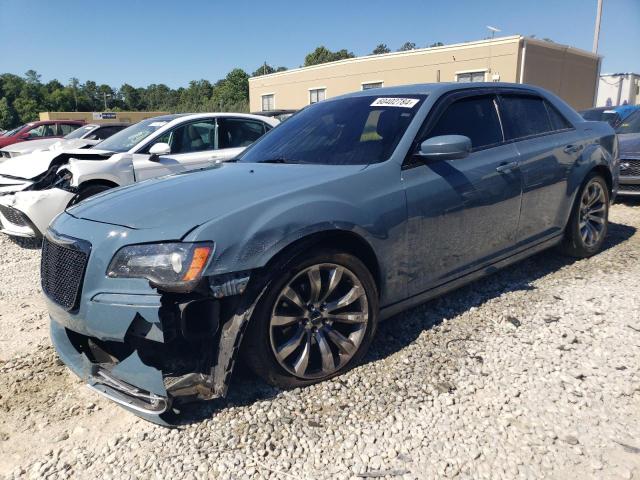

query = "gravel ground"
[{"left": 1, "top": 201, "right": 639, "bottom": 480}]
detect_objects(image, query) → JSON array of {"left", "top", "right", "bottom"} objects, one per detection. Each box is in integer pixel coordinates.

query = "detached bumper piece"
[{"left": 88, "top": 369, "right": 169, "bottom": 415}]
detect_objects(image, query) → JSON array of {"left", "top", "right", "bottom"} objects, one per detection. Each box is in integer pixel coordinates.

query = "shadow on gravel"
[
  {"left": 9, "top": 236, "right": 42, "bottom": 250},
  {"left": 162, "top": 221, "right": 638, "bottom": 426},
  {"left": 616, "top": 197, "right": 640, "bottom": 207}
]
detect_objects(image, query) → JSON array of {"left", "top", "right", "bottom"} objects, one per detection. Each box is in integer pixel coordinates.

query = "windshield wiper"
[{"left": 260, "top": 157, "right": 302, "bottom": 164}]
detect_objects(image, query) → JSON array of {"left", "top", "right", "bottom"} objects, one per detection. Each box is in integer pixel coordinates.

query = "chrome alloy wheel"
[
  {"left": 269, "top": 263, "right": 369, "bottom": 380},
  {"left": 579, "top": 180, "right": 607, "bottom": 247}
]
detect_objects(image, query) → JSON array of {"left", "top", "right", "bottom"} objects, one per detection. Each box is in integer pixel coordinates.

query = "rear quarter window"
[
  {"left": 500, "top": 95, "right": 552, "bottom": 139},
  {"left": 499, "top": 94, "right": 572, "bottom": 140}
]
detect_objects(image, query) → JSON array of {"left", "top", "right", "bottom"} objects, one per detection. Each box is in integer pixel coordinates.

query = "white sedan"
[
  {"left": 0, "top": 123, "right": 129, "bottom": 160},
  {"left": 0, "top": 113, "right": 278, "bottom": 238}
]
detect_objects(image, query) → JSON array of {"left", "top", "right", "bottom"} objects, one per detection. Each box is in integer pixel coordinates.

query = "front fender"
[
  {"left": 189, "top": 197, "right": 383, "bottom": 276},
  {"left": 65, "top": 154, "right": 134, "bottom": 188}
]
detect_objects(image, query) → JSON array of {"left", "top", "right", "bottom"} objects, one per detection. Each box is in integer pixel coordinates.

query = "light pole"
[
  {"left": 592, "top": 0, "right": 603, "bottom": 53},
  {"left": 103, "top": 92, "right": 112, "bottom": 110},
  {"left": 487, "top": 25, "right": 501, "bottom": 39}
]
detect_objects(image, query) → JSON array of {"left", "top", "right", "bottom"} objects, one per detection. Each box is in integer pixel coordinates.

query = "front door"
[
  {"left": 133, "top": 119, "right": 218, "bottom": 181},
  {"left": 403, "top": 93, "right": 523, "bottom": 296}
]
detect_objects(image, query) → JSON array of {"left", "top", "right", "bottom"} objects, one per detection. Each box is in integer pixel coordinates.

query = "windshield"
[
  {"left": 63, "top": 125, "right": 96, "bottom": 140},
  {"left": 616, "top": 110, "right": 640, "bottom": 135},
  {"left": 581, "top": 109, "right": 620, "bottom": 127},
  {"left": 94, "top": 118, "right": 171, "bottom": 153},
  {"left": 64, "top": 125, "right": 96, "bottom": 139},
  {"left": 238, "top": 95, "right": 426, "bottom": 165},
  {"left": 2, "top": 125, "right": 26, "bottom": 137}
]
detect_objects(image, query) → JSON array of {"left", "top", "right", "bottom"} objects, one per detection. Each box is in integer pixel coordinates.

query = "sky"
[{"left": 1, "top": 0, "right": 638, "bottom": 89}]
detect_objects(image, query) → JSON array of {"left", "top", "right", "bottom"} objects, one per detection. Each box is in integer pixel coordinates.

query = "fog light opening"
[{"left": 180, "top": 299, "right": 220, "bottom": 341}]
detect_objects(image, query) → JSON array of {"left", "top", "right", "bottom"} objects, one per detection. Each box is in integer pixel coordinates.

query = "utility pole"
[
  {"left": 103, "top": 92, "right": 108, "bottom": 110},
  {"left": 263, "top": 61, "right": 267, "bottom": 75},
  {"left": 69, "top": 78, "right": 78, "bottom": 112},
  {"left": 592, "top": 0, "right": 603, "bottom": 53}
]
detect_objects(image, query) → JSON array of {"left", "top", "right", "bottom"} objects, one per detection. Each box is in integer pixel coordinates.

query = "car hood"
[
  {"left": 67, "top": 162, "right": 364, "bottom": 233},
  {"left": 2, "top": 137, "right": 58, "bottom": 154},
  {"left": 0, "top": 148, "right": 111, "bottom": 180},
  {"left": 50, "top": 138, "right": 97, "bottom": 151},
  {"left": 0, "top": 136, "right": 18, "bottom": 148},
  {"left": 619, "top": 133, "right": 640, "bottom": 159},
  {"left": 0, "top": 149, "right": 62, "bottom": 179}
]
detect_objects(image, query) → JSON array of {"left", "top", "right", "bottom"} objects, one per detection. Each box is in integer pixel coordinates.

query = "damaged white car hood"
[{"left": 0, "top": 148, "right": 112, "bottom": 181}]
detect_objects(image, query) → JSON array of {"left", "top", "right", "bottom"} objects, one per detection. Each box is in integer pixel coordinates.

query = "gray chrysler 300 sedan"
[{"left": 43, "top": 83, "right": 618, "bottom": 423}]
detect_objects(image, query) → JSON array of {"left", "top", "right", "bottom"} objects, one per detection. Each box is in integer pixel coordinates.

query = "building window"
[
  {"left": 309, "top": 88, "right": 326, "bottom": 104},
  {"left": 362, "top": 82, "right": 383, "bottom": 90},
  {"left": 261, "top": 94, "right": 274, "bottom": 111},
  {"left": 456, "top": 71, "right": 486, "bottom": 83}
]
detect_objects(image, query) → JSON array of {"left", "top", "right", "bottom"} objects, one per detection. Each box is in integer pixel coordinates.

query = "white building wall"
[{"left": 596, "top": 73, "right": 640, "bottom": 107}]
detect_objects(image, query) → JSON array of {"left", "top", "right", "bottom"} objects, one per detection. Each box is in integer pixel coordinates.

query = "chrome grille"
[
  {"left": 620, "top": 159, "right": 640, "bottom": 177},
  {"left": 41, "top": 233, "right": 91, "bottom": 311},
  {"left": 0, "top": 205, "right": 28, "bottom": 227},
  {"left": 620, "top": 184, "right": 640, "bottom": 193}
]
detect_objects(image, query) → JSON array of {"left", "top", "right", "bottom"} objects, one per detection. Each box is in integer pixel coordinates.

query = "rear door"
[
  {"left": 497, "top": 93, "right": 582, "bottom": 243},
  {"left": 133, "top": 119, "right": 218, "bottom": 181},
  {"left": 403, "top": 91, "right": 523, "bottom": 295},
  {"left": 215, "top": 117, "right": 270, "bottom": 160},
  {"left": 57, "top": 122, "right": 81, "bottom": 136}
]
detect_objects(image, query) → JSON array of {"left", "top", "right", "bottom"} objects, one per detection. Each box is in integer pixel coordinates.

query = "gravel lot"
[{"left": 1, "top": 201, "right": 639, "bottom": 480}]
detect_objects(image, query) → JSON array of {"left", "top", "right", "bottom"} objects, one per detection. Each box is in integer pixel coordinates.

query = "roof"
[
  {"left": 249, "top": 35, "right": 599, "bottom": 83},
  {"left": 329, "top": 82, "right": 552, "bottom": 101}
]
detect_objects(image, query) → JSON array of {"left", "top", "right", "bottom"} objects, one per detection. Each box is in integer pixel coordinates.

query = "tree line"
[{"left": 0, "top": 41, "right": 439, "bottom": 130}]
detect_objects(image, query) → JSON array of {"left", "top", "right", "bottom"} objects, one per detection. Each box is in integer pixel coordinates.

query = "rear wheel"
[
  {"left": 560, "top": 173, "right": 609, "bottom": 258},
  {"left": 67, "top": 183, "right": 113, "bottom": 206},
  {"left": 243, "top": 250, "right": 378, "bottom": 389}
]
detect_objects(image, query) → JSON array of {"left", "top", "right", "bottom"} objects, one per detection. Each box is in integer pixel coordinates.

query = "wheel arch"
[
  {"left": 589, "top": 164, "right": 613, "bottom": 195},
  {"left": 77, "top": 178, "right": 120, "bottom": 191},
  {"left": 261, "top": 229, "right": 383, "bottom": 297}
]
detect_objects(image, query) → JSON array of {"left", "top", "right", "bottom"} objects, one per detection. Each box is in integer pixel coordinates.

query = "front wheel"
[
  {"left": 67, "top": 183, "right": 113, "bottom": 207},
  {"left": 243, "top": 250, "right": 378, "bottom": 389},
  {"left": 560, "top": 173, "right": 609, "bottom": 258}
]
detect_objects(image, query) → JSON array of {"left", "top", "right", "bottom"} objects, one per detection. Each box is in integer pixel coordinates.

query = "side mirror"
[
  {"left": 417, "top": 135, "right": 471, "bottom": 161},
  {"left": 148, "top": 142, "right": 171, "bottom": 161}
]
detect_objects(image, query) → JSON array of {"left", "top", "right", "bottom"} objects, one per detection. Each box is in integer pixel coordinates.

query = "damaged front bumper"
[
  {"left": 0, "top": 188, "right": 74, "bottom": 238},
  {"left": 48, "top": 277, "right": 259, "bottom": 425}
]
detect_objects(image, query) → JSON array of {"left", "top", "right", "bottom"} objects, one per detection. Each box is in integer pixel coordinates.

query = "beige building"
[
  {"left": 249, "top": 35, "right": 600, "bottom": 112},
  {"left": 39, "top": 111, "right": 168, "bottom": 125}
]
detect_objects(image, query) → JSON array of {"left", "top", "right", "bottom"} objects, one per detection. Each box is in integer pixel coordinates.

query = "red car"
[{"left": 0, "top": 120, "right": 85, "bottom": 148}]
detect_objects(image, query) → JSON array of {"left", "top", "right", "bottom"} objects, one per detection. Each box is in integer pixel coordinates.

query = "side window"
[
  {"left": 499, "top": 95, "right": 554, "bottom": 140},
  {"left": 58, "top": 123, "right": 80, "bottom": 136},
  {"left": 28, "top": 124, "right": 56, "bottom": 138},
  {"left": 427, "top": 95, "right": 503, "bottom": 150},
  {"left": 217, "top": 119, "right": 265, "bottom": 149},
  {"left": 91, "top": 126, "right": 121, "bottom": 140},
  {"left": 545, "top": 102, "right": 572, "bottom": 131},
  {"left": 156, "top": 120, "right": 216, "bottom": 154}
]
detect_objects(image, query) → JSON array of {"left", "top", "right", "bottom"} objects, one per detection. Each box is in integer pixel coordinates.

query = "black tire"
[
  {"left": 560, "top": 172, "right": 609, "bottom": 258},
  {"left": 243, "top": 249, "right": 379, "bottom": 389},
  {"left": 68, "top": 183, "right": 113, "bottom": 206}
]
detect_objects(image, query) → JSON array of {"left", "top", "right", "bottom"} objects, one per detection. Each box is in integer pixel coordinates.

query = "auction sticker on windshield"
[{"left": 370, "top": 98, "right": 420, "bottom": 108}]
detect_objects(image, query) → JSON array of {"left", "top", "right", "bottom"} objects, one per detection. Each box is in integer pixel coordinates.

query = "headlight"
[{"left": 107, "top": 242, "right": 214, "bottom": 291}]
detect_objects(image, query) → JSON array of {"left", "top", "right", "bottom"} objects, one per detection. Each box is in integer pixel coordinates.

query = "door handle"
[
  {"left": 496, "top": 161, "right": 519, "bottom": 173},
  {"left": 563, "top": 144, "right": 582, "bottom": 154}
]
